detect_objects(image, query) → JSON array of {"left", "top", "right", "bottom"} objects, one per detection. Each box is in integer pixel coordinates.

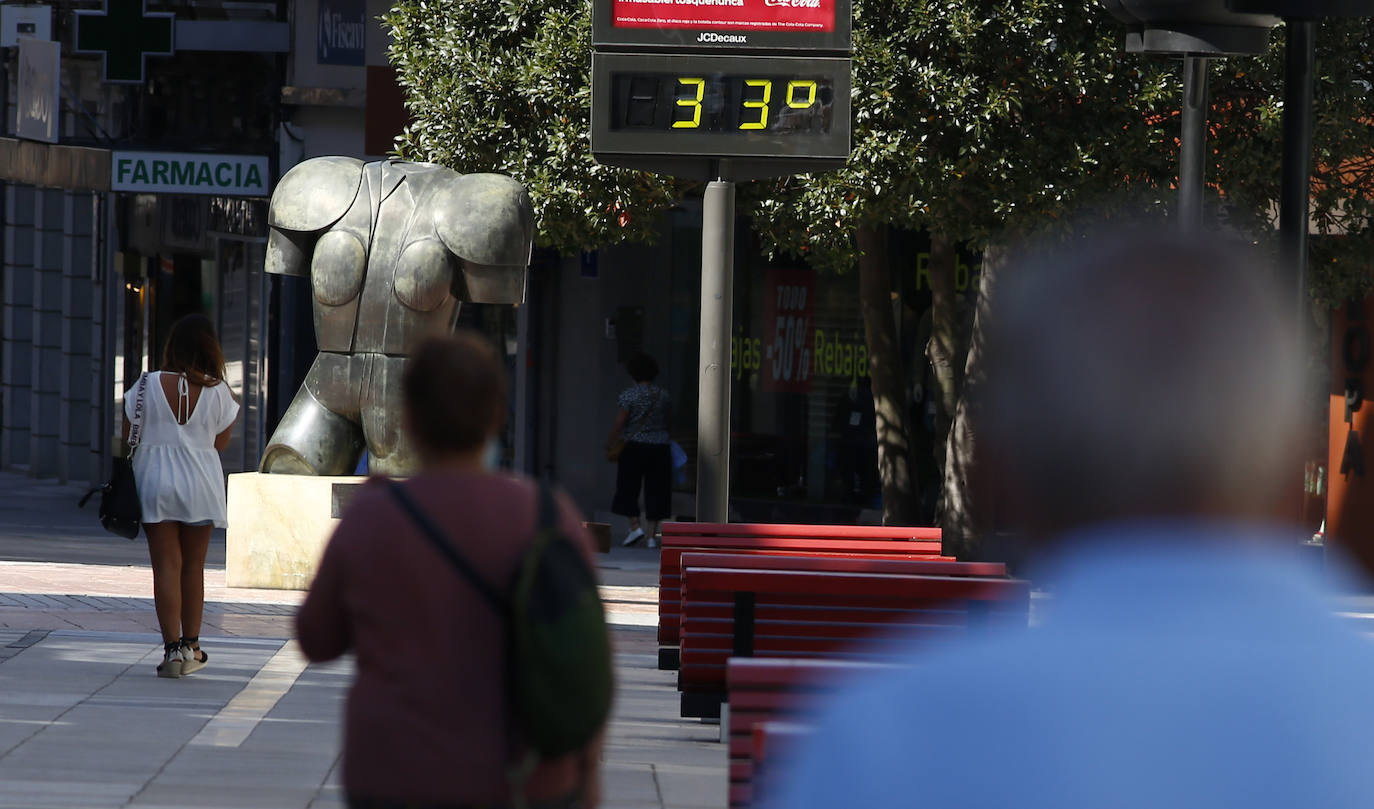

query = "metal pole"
[
  {"left": 1178, "top": 56, "right": 1210, "bottom": 232},
  {"left": 696, "top": 174, "right": 735, "bottom": 523},
  {"left": 1279, "top": 19, "right": 1316, "bottom": 324}
]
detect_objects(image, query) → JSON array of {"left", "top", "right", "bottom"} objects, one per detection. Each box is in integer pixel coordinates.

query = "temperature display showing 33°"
[
  {"left": 609, "top": 73, "right": 834, "bottom": 135},
  {"left": 590, "top": 52, "right": 851, "bottom": 164}
]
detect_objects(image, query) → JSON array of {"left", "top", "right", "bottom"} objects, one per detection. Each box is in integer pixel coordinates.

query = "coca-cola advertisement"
[{"left": 611, "top": 0, "right": 835, "bottom": 32}]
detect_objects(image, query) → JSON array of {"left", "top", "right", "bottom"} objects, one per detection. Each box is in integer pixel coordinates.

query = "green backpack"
[{"left": 389, "top": 481, "right": 614, "bottom": 758}]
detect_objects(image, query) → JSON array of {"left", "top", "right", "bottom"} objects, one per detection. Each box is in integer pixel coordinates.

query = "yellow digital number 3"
[
  {"left": 740, "top": 80, "right": 771, "bottom": 130},
  {"left": 787, "top": 80, "right": 817, "bottom": 109},
  {"left": 673, "top": 78, "right": 705, "bottom": 129}
]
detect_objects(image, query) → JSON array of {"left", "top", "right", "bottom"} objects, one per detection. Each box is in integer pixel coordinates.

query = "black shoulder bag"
[{"left": 80, "top": 373, "right": 146, "bottom": 539}]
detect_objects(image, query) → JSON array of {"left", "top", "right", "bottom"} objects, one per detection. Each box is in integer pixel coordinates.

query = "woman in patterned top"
[{"left": 607, "top": 353, "right": 672, "bottom": 548}]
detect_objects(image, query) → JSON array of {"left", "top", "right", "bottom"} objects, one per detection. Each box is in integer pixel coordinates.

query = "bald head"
[{"left": 979, "top": 227, "right": 1303, "bottom": 541}]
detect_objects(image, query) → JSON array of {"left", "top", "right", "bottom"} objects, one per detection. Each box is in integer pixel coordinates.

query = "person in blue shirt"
[{"left": 768, "top": 226, "right": 1374, "bottom": 809}]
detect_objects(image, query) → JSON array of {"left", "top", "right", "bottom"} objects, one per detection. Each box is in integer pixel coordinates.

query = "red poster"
[
  {"left": 612, "top": 0, "right": 835, "bottom": 32},
  {"left": 762, "top": 269, "right": 815, "bottom": 393}
]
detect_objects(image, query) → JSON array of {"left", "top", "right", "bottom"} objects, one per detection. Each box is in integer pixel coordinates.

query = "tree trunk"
[
  {"left": 939, "top": 244, "right": 1005, "bottom": 559},
  {"left": 857, "top": 225, "right": 918, "bottom": 525},
  {"left": 925, "top": 233, "right": 966, "bottom": 470}
]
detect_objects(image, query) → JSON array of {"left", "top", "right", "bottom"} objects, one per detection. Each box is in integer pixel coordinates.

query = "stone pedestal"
[{"left": 226, "top": 472, "right": 366, "bottom": 590}]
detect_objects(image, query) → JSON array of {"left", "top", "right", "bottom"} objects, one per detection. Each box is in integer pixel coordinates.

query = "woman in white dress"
[{"left": 122, "top": 314, "right": 238, "bottom": 678}]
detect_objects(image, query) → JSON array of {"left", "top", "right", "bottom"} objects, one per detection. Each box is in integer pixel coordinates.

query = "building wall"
[
  {"left": 543, "top": 238, "right": 686, "bottom": 526},
  {"left": 286, "top": 0, "right": 396, "bottom": 162},
  {"left": 1, "top": 185, "right": 36, "bottom": 470},
  {"left": 1, "top": 185, "right": 102, "bottom": 483}
]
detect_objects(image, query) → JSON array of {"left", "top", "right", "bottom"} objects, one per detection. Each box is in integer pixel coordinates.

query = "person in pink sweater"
[{"left": 297, "top": 331, "right": 604, "bottom": 809}]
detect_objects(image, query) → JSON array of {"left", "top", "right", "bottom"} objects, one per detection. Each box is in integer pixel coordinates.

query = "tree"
[
  {"left": 745, "top": 0, "right": 1179, "bottom": 538},
  {"left": 749, "top": 7, "right": 1374, "bottom": 552},
  {"left": 387, "top": 0, "right": 1374, "bottom": 549},
  {"left": 385, "top": 0, "right": 691, "bottom": 254},
  {"left": 1208, "top": 18, "right": 1374, "bottom": 308}
]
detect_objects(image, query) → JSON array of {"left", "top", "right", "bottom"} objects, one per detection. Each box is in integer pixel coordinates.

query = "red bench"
[
  {"left": 750, "top": 720, "right": 815, "bottom": 809},
  {"left": 679, "top": 566, "right": 1029, "bottom": 717},
  {"left": 658, "top": 522, "right": 945, "bottom": 669},
  {"left": 727, "top": 658, "right": 877, "bottom": 809},
  {"left": 667, "top": 552, "right": 1005, "bottom": 669}
]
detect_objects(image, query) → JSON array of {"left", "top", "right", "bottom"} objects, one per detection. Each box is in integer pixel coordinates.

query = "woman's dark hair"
[
  {"left": 161, "top": 313, "right": 226, "bottom": 386},
  {"left": 626, "top": 353, "right": 659, "bottom": 382},
  {"left": 403, "top": 332, "right": 507, "bottom": 454}
]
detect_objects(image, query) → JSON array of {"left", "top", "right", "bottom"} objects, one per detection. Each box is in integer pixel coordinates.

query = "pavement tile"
[
  {"left": 0, "top": 779, "right": 136, "bottom": 809},
  {"left": 127, "top": 783, "right": 323, "bottom": 808},
  {"left": 601, "top": 762, "right": 662, "bottom": 805}
]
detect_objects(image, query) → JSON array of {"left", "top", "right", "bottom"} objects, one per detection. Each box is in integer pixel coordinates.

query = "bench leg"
[
  {"left": 658, "top": 647, "right": 680, "bottom": 671},
  {"left": 681, "top": 690, "right": 724, "bottom": 720}
]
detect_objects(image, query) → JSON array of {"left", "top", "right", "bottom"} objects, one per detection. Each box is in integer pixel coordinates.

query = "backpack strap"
[
  {"left": 388, "top": 482, "right": 508, "bottom": 615},
  {"left": 532, "top": 481, "right": 558, "bottom": 551}
]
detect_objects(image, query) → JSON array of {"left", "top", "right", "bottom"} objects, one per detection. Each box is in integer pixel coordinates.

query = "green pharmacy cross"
[{"left": 75, "top": 0, "right": 175, "bottom": 84}]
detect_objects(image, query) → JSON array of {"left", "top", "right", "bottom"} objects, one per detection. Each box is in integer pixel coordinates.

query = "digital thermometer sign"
[
  {"left": 589, "top": 0, "right": 851, "bottom": 177},
  {"left": 591, "top": 52, "right": 850, "bottom": 169},
  {"left": 609, "top": 72, "right": 834, "bottom": 135}
]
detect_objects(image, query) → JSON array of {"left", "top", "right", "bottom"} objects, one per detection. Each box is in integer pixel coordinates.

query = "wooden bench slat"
[
  {"left": 663, "top": 535, "right": 945, "bottom": 553},
  {"left": 684, "top": 599, "right": 1014, "bottom": 620},
  {"left": 685, "top": 567, "right": 1029, "bottom": 600},
  {"left": 663, "top": 521, "right": 942, "bottom": 540},
  {"left": 727, "top": 657, "right": 896, "bottom": 687},
  {"left": 680, "top": 552, "right": 1006, "bottom": 577}
]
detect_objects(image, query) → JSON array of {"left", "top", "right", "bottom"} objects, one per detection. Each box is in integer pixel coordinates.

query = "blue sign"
[{"left": 318, "top": 0, "right": 365, "bottom": 66}]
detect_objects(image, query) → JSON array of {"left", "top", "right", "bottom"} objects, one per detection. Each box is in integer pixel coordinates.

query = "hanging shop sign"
[
  {"left": 16, "top": 38, "right": 59, "bottom": 144},
  {"left": 111, "top": 151, "right": 271, "bottom": 197},
  {"left": 2, "top": 5, "right": 53, "bottom": 47},
  {"left": 74, "top": 0, "right": 174, "bottom": 84},
  {"left": 318, "top": 0, "right": 365, "bottom": 66}
]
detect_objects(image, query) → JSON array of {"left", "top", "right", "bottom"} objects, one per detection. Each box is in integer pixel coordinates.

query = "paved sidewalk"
[{"left": 0, "top": 472, "right": 722, "bottom": 809}]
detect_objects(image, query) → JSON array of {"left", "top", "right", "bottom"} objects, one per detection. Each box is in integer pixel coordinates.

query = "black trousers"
[{"left": 612, "top": 441, "right": 672, "bottom": 520}]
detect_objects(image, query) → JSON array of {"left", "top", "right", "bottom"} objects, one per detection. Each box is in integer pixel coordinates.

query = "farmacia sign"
[{"left": 111, "top": 151, "right": 270, "bottom": 197}]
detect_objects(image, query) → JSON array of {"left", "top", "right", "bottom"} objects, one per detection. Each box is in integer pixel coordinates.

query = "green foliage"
[
  {"left": 745, "top": 5, "right": 1374, "bottom": 292},
  {"left": 385, "top": 0, "right": 691, "bottom": 253},
  {"left": 388, "top": 0, "right": 1374, "bottom": 298},
  {"left": 1212, "top": 19, "right": 1374, "bottom": 306},
  {"left": 744, "top": 0, "right": 1180, "bottom": 273}
]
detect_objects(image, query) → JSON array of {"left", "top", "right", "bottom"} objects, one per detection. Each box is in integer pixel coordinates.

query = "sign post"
[
  {"left": 591, "top": 0, "right": 851, "bottom": 523},
  {"left": 697, "top": 176, "right": 735, "bottom": 522}
]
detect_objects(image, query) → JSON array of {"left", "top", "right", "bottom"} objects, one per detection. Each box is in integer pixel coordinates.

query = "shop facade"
[
  {"left": 0, "top": 0, "right": 284, "bottom": 483},
  {"left": 532, "top": 210, "right": 981, "bottom": 529}
]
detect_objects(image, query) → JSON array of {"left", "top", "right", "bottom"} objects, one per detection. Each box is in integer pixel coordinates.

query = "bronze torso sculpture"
[{"left": 259, "top": 157, "right": 533, "bottom": 475}]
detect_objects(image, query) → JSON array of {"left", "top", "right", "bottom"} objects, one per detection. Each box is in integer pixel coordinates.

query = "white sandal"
[{"left": 180, "top": 637, "right": 207, "bottom": 675}]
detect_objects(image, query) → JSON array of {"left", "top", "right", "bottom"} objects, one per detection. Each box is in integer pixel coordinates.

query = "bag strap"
[
  {"left": 530, "top": 481, "right": 558, "bottom": 553},
  {"left": 387, "top": 481, "right": 509, "bottom": 615},
  {"left": 127, "top": 373, "right": 149, "bottom": 450}
]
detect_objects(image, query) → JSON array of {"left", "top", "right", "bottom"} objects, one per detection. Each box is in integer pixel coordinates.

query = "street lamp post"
[
  {"left": 1224, "top": 0, "right": 1374, "bottom": 339},
  {"left": 1099, "top": 1, "right": 1279, "bottom": 230}
]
